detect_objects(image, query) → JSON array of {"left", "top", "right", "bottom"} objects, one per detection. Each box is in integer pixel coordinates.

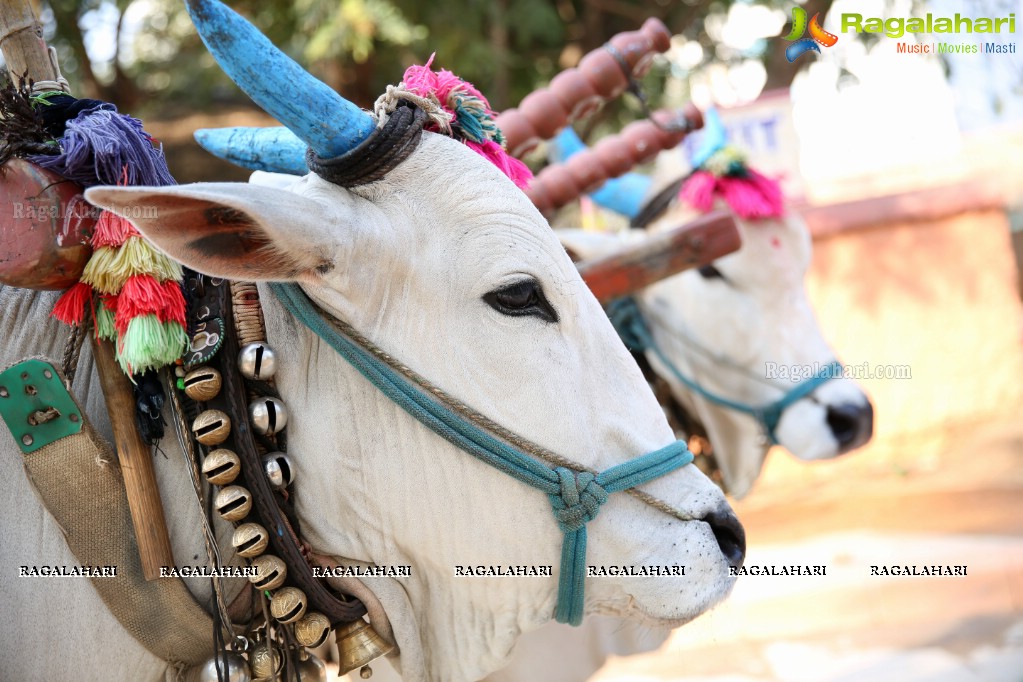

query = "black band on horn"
[{"left": 306, "top": 101, "right": 427, "bottom": 187}]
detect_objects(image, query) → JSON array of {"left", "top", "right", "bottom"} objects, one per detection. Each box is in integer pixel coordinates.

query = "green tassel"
[
  {"left": 116, "top": 315, "right": 188, "bottom": 375},
  {"left": 95, "top": 299, "right": 117, "bottom": 341}
]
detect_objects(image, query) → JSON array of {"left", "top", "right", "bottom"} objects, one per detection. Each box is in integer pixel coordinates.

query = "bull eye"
[
  {"left": 697, "top": 264, "right": 727, "bottom": 281},
  {"left": 483, "top": 279, "right": 559, "bottom": 323}
]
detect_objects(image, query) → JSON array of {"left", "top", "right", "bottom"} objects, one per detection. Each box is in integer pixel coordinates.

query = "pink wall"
[{"left": 756, "top": 185, "right": 1023, "bottom": 487}]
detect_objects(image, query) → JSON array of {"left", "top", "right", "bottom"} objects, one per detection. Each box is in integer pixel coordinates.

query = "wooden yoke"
[
  {"left": 0, "top": 3, "right": 60, "bottom": 84},
  {"left": 497, "top": 18, "right": 672, "bottom": 157},
  {"left": 0, "top": 0, "right": 175, "bottom": 580},
  {"left": 577, "top": 211, "right": 741, "bottom": 303}
]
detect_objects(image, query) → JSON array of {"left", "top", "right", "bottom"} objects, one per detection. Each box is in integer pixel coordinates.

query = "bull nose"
[
  {"left": 826, "top": 401, "right": 873, "bottom": 452},
  {"left": 702, "top": 507, "right": 746, "bottom": 570}
]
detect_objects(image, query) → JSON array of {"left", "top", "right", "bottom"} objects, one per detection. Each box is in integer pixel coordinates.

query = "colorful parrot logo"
[{"left": 784, "top": 7, "right": 838, "bottom": 62}]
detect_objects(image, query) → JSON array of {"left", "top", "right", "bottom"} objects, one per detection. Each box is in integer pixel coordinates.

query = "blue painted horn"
[
  {"left": 194, "top": 127, "right": 308, "bottom": 175},
  {"left": 550, "top": 128, "right": 653, "bottom": 220},
  {"left": 185, "top": 0, "right": 375, "bottom": 160},
  {"left": 689, "top": 108, "right": 727, "bottom": 170}
]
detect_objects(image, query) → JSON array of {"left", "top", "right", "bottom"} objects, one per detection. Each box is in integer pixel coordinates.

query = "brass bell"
[
  {"left": 197, "top": 651, "right": 252, "bottom": 682},
  {"left": 297, "top": 651, "right": 328, "bottom": 682},
  {"left": 261, "top": 452, "right": 294, "bottom": 490},
  {"left": 232, "top": 523, "right": 269, "bottom": 558},
  {"left": 249, "top": 397, "right": 288, "bottom": 435},
  {"left": 248, "top": 641, "right": 282, "bottom": 679},
  {"left": 183, "top": 366, "right": 223, "bottom": 401},
  {"left": 294, "top": 611, "right": 331, "bottom": 648},
  {"left": 202, "top": 448, "right": 241, "bottom": 485},
  {"left": 192, "top": 409, "right": 231, "bottom": 446},
  {"left": 249, "top": 555, "right": 287, "bottom": 590},
  {"left": 335, "top": 618, "right": 395, "bottom": 678},
  {"left": 215, "top": 485, "right": 252, "bottom": 522},
  {"left": 269, "top": 586, "right": 308, "bottom": 623},
  {"left": 238, "top": 342, "right": 277, "bottom": 380}
]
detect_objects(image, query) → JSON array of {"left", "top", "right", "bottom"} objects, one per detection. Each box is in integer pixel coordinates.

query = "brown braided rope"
[
  {"left": 229, "top": 281, "right": 268, "bottom": 348},
  {"left": 306, "top": 101, "right": 426, "bottom": 188}
]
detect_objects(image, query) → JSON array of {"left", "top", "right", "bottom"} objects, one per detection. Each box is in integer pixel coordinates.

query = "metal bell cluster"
[
  {"left": 187, "top": 342, "right": 296, "bottom": 533},
  {"left": 189, "top": 340, "right": 383, "bottom": 678},
  {"left": 190, "top": 342, "right": 332, "bottom": 664},
  {"left": 198, "top": 641, "right": 329, "bottom": 682}
]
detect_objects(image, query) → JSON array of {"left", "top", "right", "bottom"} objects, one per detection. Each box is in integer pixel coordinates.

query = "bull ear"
[{"left": 85, "top": 183, "right": 342, "bottom": 282}]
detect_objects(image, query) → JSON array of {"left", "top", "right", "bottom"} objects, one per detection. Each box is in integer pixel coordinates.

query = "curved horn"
[
  {"left": 690, "top": 108, "right": 727, "bottom": 169},
  {"left": 185, "top": 0, "right": 375, "bottom": 159},
  {"left": 527, "top": 105, "right": 702, "bottom": 215},
  {"left": 195, "top": 127, "right": 308, "bottom": 175},
  {"left": 550, "top": 129, "right": 652, "bottom": 218},
  {"left": 590, "top": 174, "right": 652, "bottom": 219}
]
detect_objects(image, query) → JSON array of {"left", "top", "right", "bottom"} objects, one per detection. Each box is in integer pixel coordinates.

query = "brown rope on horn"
[{"left": 306, "top": 100, "right": 427, "bottom": 187}]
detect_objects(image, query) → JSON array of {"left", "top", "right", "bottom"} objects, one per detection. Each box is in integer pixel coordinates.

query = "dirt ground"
[{"left": 589, "top": 414, "right": 1023, "bottom": 682}]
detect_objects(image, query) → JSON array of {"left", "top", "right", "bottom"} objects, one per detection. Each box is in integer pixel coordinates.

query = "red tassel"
[
  {"left": 51, "top": 282, "right": 94, "bottom": 326},
  {"left": 91, "top": 210, "right": 139, "bottom": 248},
  {"left": 100, "top": 293, "right": 119, "bottom": 315},
  {"left": 115, "top": 275, "right": 186, "bottom": 335}
]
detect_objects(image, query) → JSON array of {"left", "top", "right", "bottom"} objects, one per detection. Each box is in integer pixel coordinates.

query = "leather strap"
[
  {"left": 2, "top": 358, "right": 214, "bottom": 666},
  {"left": 186, "top": 274, "right": 367, "bottom": 626}
]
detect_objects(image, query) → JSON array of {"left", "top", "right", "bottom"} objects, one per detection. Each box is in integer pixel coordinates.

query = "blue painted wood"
[
  {"left": 185, "top": 0, "right": 375, "bottom": 159},
  {"left": 194, "top": 127, "right": 308, "bottom": 175},
  {"left": 589, "top": 174, "right": 652, "bottom": 220},
  {"left": 550, "top": 128, "right": 652, "bottom": 220}
]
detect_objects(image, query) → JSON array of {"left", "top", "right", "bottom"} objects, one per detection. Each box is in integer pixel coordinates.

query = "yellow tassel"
[{"left": 82, "top": 237, "right": 183, "bottom": 294}]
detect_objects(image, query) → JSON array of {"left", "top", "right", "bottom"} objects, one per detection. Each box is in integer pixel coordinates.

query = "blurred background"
[{"left": 8, "top": 0, "right": 1023, "bottom": 679}]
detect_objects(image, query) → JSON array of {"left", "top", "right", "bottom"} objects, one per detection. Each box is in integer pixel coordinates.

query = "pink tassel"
[
  {"left": 403, "top": 55, "right": 496, "bottom": 117},
  {"left": 678, "top": 171, "right": 717, "bottom": 213},
  {"left": 717, "top": 170, "right": 785, "bottom": 220},
  {"left": 115, "top": 275, "right": 186, "bottom": 334},
  {"left": 91, "top": 210, "right": 139, "bottom": 248},
  {"left": 679, "top": 169, "right": 785, "bottom": 220},
  {"left": 465, "top": 140, "right": 532, "bottom": 189},
  {"left": 51, "top": 282, "right": 94, "bottom": 326},
  {"left": 402, "top": 56, "right": 530, "bottom": 189}
]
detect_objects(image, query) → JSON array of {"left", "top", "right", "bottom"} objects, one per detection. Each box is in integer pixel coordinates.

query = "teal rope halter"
[
  {"left": 270, "top": 283, "right": 694, "bottom": 626},
  {"left": 607, "top": 297, "right": 841, "bottom": 445}
]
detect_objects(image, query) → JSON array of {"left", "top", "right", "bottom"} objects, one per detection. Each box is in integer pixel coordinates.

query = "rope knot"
[{"left": 550, "top": 467, "right": 608, "bottom": 533}]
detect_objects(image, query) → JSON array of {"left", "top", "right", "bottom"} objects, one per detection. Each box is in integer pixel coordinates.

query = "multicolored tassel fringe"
[
  {"left": 678, "top": 145, "right": 786, "bottom": 221},
  {"left": 37, "top": 100, "right": 187, "bottom": 376},
  {"left": 401, "top": 57, "right": 532, "bottom": 189}
]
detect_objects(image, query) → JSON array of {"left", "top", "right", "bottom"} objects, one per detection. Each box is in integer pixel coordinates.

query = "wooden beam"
[
  {"left": 0, "top": 1, "right": 59, "bottom": 84},
  {"left": 577, "top": 211, "right": 741, "bottom": 303}
]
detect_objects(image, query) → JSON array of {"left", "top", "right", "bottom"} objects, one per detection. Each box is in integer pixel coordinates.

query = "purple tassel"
[{"left": 29, "top": 108, "right": 175, "bottom": 188}]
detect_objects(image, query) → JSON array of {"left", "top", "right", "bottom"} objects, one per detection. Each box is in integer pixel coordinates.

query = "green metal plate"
[{"left": 0, "top": 359, "right": 83, "bottom": 454}]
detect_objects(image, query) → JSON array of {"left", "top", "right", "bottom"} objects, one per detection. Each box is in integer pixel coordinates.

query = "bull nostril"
[
  {"left": 702, "top": 508, "right": 746, "bottom": 570},
  {"left": 826, "top": 401, "right": 874, "bottom": 452}
]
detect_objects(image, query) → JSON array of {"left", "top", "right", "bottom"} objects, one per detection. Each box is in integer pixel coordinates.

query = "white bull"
[
  {"left": 341, "top": 150, "right": 874, "bottom": 682},
  {"left": 558, "top": 127, "right": 873, "bottom": 500},
  {"left": 0, "top": 2, "right": 744, "bottom": 681},
  {"left": 468, "top": 131, "right": 876, "bottom": 682}
]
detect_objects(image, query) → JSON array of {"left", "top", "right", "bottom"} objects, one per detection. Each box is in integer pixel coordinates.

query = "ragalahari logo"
[{"left": 784, "top": 7, "right": 838, "bottom": 61}]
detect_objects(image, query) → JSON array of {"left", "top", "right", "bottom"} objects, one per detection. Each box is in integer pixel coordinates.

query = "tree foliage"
[{"left": 35, "top": 0, "right": 833, "bottom": 118}]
